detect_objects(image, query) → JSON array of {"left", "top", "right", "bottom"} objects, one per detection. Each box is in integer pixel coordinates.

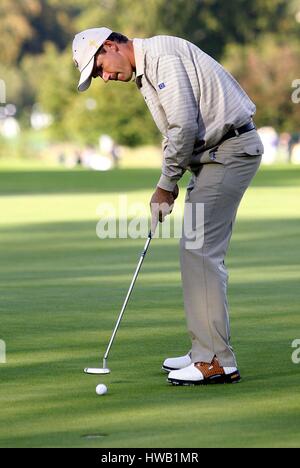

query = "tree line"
[{"left": 0, "top": 0, "right": 299, "bottom": 146}]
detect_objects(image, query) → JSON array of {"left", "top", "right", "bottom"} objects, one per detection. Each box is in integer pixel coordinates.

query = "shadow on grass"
[
  {"left": 1, "top": 216, "right": 299, "bottom": 336},
  {"left": 0, "top": 166, "right": 300, "bottom": 195},
  {"left": 1, "top": 215, "right": 300, "bottom": 447},
  {"left": 0, "top": 168, "right": 161, "bottom": 195},
  {"left": 1, "top": 216, "right": 299, "bottom": 268}
]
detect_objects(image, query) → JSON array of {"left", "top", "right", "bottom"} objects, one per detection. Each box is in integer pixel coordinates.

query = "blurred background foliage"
[{"left": 0, "top": 0, "right": 299, "bottom": 148}]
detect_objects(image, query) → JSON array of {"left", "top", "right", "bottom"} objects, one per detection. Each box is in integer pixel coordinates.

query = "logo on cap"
[{"left": 89, "top": 40, "right": 99, "bottom": 48}]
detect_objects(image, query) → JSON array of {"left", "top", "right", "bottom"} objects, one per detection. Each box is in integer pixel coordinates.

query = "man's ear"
[{"left": 102, "top": 40, "right": 118, "bottom": 52}]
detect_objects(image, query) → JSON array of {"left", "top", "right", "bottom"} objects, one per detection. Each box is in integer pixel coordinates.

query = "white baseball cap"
[{"left": 72, "top": 27, "right": 112, "bottom": 92}]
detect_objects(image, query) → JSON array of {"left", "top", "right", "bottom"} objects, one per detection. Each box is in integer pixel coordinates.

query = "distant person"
[
  {"left": 75, "top": 149, "right": 82, "bottom": 166},
  {"left": 58, "top": 152, "right": 66, "bottom": 166},
  {"left": 257, "top": 127, "right": 278, "bottom": 165},
  {"left": 278, "top": 133, "right": 292, "bottom": 163},
  {"left": 111, "top": 142, "right": 120, "bottom": 168},
  {"left": 291, "top": 143, "right": 300, "bottom": 165},
  {"left": 99, "top": 134, "right": 120, "bottom": 168},
  {"left": 289, "top": 133, "right": 300, "bottom": 163},
  {"left": 72, "top": 28, "right": 264, "bottom": 386}
]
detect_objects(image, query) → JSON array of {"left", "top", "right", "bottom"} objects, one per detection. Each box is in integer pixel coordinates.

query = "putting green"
[{"left": 0, "top": 164, "right": 299, "bottom": 448}]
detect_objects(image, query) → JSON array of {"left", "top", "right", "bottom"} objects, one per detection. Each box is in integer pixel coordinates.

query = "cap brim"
[{"left": 78, "top": 57, "right": 95, "bottom": 92}]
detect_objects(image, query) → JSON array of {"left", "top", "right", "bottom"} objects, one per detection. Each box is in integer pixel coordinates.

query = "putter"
[{"left": 84, "top": 230, "right": 153, "bottom": 375}]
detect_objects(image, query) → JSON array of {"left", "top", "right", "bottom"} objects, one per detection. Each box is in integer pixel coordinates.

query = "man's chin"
[{"left": 118, "top": 72, "right": 133, "bottom": 82}]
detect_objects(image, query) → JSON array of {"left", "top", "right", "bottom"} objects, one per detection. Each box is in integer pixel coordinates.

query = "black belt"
[{"left": 219, "top": 121, "right": 256, "bottom": 145}]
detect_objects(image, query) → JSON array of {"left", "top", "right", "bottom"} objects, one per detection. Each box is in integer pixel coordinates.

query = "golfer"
[{"left": 72, "top": 28, "right": 264, "bottom": 386}]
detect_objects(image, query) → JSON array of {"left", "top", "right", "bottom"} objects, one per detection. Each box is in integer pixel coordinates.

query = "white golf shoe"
[
  {"left": 167, "top": 357, "right": 241, "bottom": 386},
  {"left": 162, "top": 352, "right": 192, "bottom": 372}
]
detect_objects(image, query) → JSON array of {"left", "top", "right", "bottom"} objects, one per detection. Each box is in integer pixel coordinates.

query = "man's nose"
[{"left": 102, "top": 72, "right": 110, "bottom": 82}]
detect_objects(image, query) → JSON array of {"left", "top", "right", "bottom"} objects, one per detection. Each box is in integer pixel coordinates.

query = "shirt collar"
[{"left": 133, "top": 38, "right": 145, "bottom": 79}]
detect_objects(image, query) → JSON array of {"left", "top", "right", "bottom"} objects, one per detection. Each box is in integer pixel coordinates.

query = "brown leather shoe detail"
[{"left": 195, "top": 357, "right": 225, "bottom": 379}]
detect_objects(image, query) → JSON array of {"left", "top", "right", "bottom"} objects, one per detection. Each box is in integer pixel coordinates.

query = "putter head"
[{"left": 84, "top": 368, "right": 110, "bottom": 375}]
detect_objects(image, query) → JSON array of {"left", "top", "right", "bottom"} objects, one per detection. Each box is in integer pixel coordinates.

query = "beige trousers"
[{"left": 180, "top": 130, "right": 263, "bottom": 367}]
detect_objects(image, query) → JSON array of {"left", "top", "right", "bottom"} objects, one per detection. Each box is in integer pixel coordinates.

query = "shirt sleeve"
[{"left": 153, "top": 55, "right": 199, "bottom": 191}]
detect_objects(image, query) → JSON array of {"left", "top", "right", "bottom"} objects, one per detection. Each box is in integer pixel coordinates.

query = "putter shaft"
[{"left": 103, "top": 231, "right": 152, "bottom": 365}]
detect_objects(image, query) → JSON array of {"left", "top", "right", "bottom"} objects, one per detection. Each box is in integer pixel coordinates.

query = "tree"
[
  {"left": 223, "top": 36, "right": 300, "bottom": 132},
  {"left": 1, "top": 0, "right": 299, "bottom": 146},
  {"left": 157, "top": 0, "right": 300, "bottom": 59},
  {"left": 0, "top": 0, "right": 40, "bottom": 65},
  {"left": 63, "top": 79, "right": 160, "bottom": 146}
]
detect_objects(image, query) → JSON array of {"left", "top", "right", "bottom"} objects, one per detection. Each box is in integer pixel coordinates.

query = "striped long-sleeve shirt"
[{"left": 133, "top": 35, "right": 256, "bottom": 191}]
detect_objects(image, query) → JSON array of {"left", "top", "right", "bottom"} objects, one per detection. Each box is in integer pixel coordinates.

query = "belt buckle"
[{"left": 234, "top": 128, "right": 240, "bottom": 137}]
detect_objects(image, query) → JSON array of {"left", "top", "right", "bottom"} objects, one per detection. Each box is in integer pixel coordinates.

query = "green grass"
[{"left": 0, "top": 164, "right": 300, "bottom": 448}]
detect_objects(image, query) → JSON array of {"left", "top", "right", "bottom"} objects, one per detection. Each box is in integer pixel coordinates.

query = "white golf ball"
[{"left": 96, "top": 384, "right": 108, "bottom": 395}]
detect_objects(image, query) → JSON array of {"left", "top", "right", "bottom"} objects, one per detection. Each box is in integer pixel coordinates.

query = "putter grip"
[{"left": 141, "top": 231, "right": 152, "bottom": 257}]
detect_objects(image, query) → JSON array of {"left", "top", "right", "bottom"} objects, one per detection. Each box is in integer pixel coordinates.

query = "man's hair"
[
  {"left": 107, "top": 32, "right": 129, "bottom": 43},
  {"left": 97, "top": 32, "right": 129, "bottom": 56}
]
